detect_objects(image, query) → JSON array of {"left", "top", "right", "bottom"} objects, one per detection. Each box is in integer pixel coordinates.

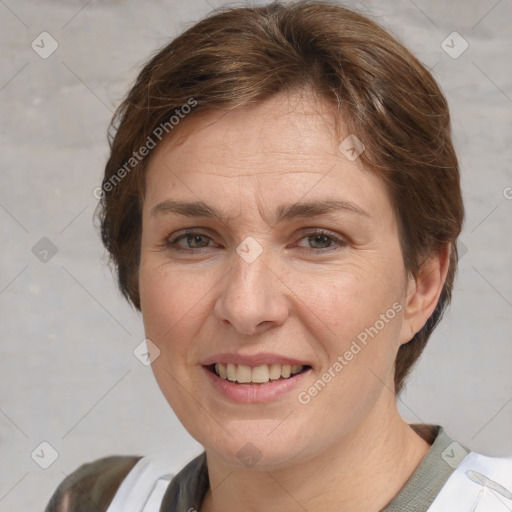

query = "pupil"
[
  {"left": 312, "top": 235, "right": 329, "bottom": 248},
  {"left": 189, "top": 235, "right": 207, "bottom": 247}
]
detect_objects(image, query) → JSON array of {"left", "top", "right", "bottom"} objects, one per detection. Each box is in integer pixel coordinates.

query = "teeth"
[
  {"left": 269, "top": 364, "right": 282, "bottom": 380},
  {"left": 214, "top": 363, "right": 306, "bottom": 384},
  {"left": 252, "top": 365, "right": 270, "bottom": 383},
  {"left": 236, "top": 364, "right": 252, "bottom": 383},
  {"left": 227, "top": 363, "right": 236, "bottom": 381}
]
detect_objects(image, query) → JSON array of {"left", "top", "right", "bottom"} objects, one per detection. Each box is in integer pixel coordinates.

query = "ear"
[{"left": 399, "top": 243, "right": 452, "bottom": 345}]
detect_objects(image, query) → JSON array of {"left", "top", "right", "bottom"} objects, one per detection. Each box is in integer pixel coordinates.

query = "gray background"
[{"left": 1, "top": 0, "right": 511, "bottom": 510}]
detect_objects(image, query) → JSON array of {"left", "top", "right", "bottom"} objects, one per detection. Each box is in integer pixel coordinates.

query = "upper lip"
[{"left": 200, "top": 352, "right": 311, "bottom": 367}]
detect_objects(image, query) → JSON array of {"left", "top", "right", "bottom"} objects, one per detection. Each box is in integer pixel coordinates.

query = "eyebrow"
[{"left": 150, "top": 199, "right": 370, "bottom": 224}]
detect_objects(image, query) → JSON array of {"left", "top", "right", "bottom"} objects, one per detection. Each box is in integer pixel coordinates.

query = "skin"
[{"left": 139, "top": 89, "right": 450, "bottom": 511}]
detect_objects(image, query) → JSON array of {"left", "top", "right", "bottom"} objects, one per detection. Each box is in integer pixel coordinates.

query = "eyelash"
[{"left": 164, "top": 229, "right": 347, "bottom": 254}]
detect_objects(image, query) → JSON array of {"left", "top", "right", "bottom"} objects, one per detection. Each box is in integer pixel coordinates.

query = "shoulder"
[
  {"left": 428, "top": 452, "right": 512, "bottom": 511},
  {"left": 44, "top": 455, "right": 142, "bottom": 512}
]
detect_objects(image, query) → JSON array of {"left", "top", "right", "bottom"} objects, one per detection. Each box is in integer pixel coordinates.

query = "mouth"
[{"left": 205, "top": 362, "right": 311, "bottom": 384}]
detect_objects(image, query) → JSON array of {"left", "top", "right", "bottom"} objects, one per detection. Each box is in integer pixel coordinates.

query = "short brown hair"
[{"left": 98, "top": 1, "right": 464, "bottom": 394}]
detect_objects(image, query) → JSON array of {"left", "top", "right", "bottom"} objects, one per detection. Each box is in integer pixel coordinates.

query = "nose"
[{"left": 214, "top": 247, "right": 289, "bottom": 336}]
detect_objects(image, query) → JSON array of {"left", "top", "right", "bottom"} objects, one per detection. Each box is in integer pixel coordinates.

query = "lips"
[{"left": 202, "top": 358, "right": 312, "bottom": 403}]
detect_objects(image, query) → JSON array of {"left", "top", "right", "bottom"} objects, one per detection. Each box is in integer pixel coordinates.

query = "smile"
[{"left": 210, "top": 363, "right": 309, "bottom": 384}]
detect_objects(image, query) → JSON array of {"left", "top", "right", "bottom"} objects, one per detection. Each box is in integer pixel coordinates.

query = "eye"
[
  {"left": 163, "top": 228, "right": 346, "bottom": 254},
  {"left": 296, "top": 230, "right": 346, "bottom": 251},
  {"left": 165, "top": 230, "right": 215, "bottom": 252}
]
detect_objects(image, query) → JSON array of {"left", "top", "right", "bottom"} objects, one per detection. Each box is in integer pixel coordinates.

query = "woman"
[{"left": 45, "top": 1, "right": 512, "bottom": 511}]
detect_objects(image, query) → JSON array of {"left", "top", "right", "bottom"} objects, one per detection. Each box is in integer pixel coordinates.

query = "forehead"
[
  {"left": 154, "top": 90, "right": 340, "bottom": 166},
  {"left": 143, "top": 90, "right": 390, "bottom": 219}
]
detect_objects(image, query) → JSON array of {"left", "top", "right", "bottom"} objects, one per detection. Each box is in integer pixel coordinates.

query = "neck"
[{"left": 200, "top": 402, "right": 431, "bottom": 512}]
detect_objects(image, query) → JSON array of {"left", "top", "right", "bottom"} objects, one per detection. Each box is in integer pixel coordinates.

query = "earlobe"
[{"left": 399, "top": 243, "right": 451, "bottom": 345}]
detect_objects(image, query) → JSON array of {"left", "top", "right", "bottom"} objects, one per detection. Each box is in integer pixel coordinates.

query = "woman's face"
[{"left": 139, "top": 90, "right": 414, "bottom": 468}]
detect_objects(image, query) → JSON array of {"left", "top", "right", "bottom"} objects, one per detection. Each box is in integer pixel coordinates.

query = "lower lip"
[{"left": 202, "top": 366, "right": 311, "bottom": 403}]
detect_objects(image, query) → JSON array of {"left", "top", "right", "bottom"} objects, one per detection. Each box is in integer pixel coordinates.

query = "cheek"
[
  {"left": 139, "top": 261, "right": 210, "bottom": 355},
  {"left": 298, "top": 271, "right": 404, "bottom": 410},
  {"left": 293, "top": 262, "right": 406, "bottom": 395},
  {"left": 139, "top": 263, "right": 212, "bottom": 415},
  {"left": 297, "top": 262, "right": 403, "bottom": 334}
]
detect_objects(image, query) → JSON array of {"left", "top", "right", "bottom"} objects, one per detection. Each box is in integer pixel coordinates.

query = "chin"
[{"left": 189, "top": 418, "right": 312, "bottom": 471}]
